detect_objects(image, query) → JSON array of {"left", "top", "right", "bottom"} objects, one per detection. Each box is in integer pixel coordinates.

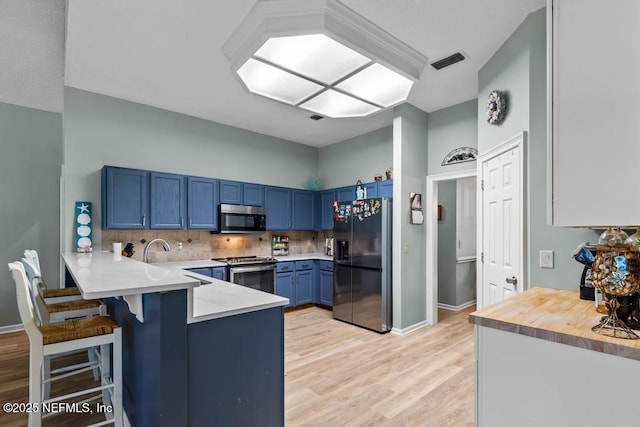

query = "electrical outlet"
[
  {"left": 539, "top": 250, "right": 554, "bottom": 268},
  {"left": 177, "top": 242, "right": 183, "bottom": 250},
  {"left": 403, "top": 243, "right": 409, "bottom": 253}
]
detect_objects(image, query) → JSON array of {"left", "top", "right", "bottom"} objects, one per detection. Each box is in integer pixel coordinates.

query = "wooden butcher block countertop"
[{"left": 469, "top": 287, "right": 640, "bottom": 361}]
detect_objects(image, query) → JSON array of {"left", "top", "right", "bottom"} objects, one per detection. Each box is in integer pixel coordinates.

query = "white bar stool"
[
  {"left": 24, "top": 249, "right": 83, "bottom": 303},
  {"left": 9, "top": 262, "right": 123, "bottom": 427}
]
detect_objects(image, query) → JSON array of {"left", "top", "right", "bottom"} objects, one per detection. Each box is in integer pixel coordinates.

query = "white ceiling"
[{"left": 65, "top": 0, "right": 545, "bottom": 147}]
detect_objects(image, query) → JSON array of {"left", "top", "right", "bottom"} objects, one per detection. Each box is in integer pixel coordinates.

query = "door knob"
[{"left": 505, "top": 276, "right": 518, "bottom": 286}]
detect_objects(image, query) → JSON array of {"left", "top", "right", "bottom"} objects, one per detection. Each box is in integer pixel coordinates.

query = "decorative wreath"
[{"left": 486, "top": 90, "right": 507, "bottom": 125}]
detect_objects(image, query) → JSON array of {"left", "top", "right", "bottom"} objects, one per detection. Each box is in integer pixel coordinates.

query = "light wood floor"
[
  {"left": 285, "top": 306, "right": 475, "bottom": 426},
  {"left": 0, "top": 305, "right": 475, "bottom": 426}
]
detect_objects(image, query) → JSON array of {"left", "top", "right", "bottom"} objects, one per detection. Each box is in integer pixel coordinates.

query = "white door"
[{"left": 479, "top": 133, "right": 525, "bottom": 308}]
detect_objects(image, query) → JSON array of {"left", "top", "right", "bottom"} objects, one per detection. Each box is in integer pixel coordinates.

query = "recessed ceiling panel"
[
  {"left": 255, "top": 34, "right": 371, "bottom": 85},
  {"left": 336, "top": 63, "right": 413, "bottom": 107},
  {"left": 299, "top": 89, "right": 380, "bottom": 118},
  {"left": 237, "top": 58, "right": 324, "bottom": 105}
]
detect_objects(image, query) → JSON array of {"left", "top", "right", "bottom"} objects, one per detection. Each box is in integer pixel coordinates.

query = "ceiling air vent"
[
  {"left": 309, "top": 114, "right": 324, "bottom": 121},
  {"left": 430, "top": 52, "right": 466, "bottom": 70}
]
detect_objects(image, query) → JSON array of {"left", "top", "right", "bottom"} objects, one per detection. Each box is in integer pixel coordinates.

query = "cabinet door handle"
[
  {"left": 142, "top": 215, "right": 146, "bottom": 227},
  {"left": 180, "top": 217, "right": 183, "bottom": 228},
  {"left": 189, "top": 217, "right": 192, "bottom": 227}
]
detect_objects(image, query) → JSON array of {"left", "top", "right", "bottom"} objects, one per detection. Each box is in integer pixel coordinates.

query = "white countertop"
[
  {"left": 62, "top": 251, "right": 200, "bottom": 299},
  {"left": 187, "top": 280, "right": 289, "bottom": 324},
  {"left": 155, "top": 259, "right": 227, "bottom": 269},
  {"left": 274, "top": 253, "right": 333, "bottom": 262}
]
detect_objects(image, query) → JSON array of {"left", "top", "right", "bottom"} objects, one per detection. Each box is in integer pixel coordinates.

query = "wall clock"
[{"left": 486, "top": 90, "right": 507, "bottom": 125}]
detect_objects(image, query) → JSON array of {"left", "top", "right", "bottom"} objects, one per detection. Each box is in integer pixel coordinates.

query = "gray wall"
[
  {"left": 478, "top": 8, "right": 595, "bottom": 290},
  {"left": 427, "top": 99, "right": 478, "bottom": 175},
  {"left": 437, "top": 181, "right": 457, "bottom": 305},
  {"left": 318, "top": 125, "right": 392, "bottom": 189},
  {"left": 0, "top": 0, "right": 65, "bottom": 328},
  {"left": 62, "top": 88, "right": 319, "bottom": 252},
  {"left": 0, "top": 102, "right": 63, "bottom": 327},
  {"left": 392, "top": 103, "right": 428, "bottom": 330}
]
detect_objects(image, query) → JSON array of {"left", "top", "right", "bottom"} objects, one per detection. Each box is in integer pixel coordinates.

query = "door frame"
[
  {"left": 425, "top": 169, "right": 477, "bottom": 325},
  {"left": 476, "top": 131, "right": 527, "bottom": 310}
]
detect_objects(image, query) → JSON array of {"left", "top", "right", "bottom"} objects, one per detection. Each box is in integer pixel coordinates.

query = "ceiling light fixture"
[{"left": 223, "top": 0, "right": 427, "bottom": 119}]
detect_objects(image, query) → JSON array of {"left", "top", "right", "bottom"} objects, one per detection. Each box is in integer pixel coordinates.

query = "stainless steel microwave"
[{"left": 217, "top": 204, "right": 266, "bottom": 233}]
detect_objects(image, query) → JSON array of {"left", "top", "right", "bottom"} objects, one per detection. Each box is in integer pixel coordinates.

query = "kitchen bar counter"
[
  {"left": 471, "top": 287, "right": 640, "bottom": 427},
  {"left": 188, "top": 279, "right": 288, "bottom": 323},
  {"left": 63, "top": 251, "right": 286, "bottom": 427},
  {"left": 62, "top": 251, "right": 200, "bottom": 299}
]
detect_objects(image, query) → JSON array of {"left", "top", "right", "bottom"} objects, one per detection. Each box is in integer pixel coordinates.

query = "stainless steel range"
[{"left": 213, "top": 256, "right": 277, "bottom": 294}]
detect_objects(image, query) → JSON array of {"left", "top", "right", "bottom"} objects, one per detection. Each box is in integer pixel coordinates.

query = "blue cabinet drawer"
[
  {"left": 187, "top": 267, "right": 213, "bottom": 277},
  {"left": 295, "top": 260, "right": 314, "bottom": 271},
  {"left": 318, "top": 260, "right": 333, "bottom": 272},
  {"left": 276, "top": 262, "right": 294, "bottom": 273}
]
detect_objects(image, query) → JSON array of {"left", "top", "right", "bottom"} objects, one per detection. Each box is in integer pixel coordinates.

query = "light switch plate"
[{"left": 540, "top": 250, "right": 554, "bottom": 268}]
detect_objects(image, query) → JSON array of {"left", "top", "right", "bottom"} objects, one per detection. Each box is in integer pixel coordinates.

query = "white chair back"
[
  {"left": 19, "top": 258, "right": 49, "bottom": 323},
  {"left": 24, "top": 249, "right": 42, "bottom": 278},
  {"left": 8, "top": 262, "right": 42, "bottom": 329}
]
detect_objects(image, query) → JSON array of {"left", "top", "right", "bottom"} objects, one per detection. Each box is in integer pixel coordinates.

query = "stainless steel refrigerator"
[{"left": 333, "top": 197, "right": 392, "bottom": 332}]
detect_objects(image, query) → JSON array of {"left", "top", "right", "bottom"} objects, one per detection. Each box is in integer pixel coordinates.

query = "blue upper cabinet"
[
  {"left": 336, "top": 186, "right": 355, "bottom": 202},
  {"left": 265, "top": 186, "right": 291, "bottom": 230},
  {"left": 320, "top": 189, "right": 336, "bottom": 230},
  {"left": 102, "top": 166, "right": 149, "bottom": 229},
  {"left": 291, "top": 190, "right": 314, "bottom": 230},
  {"left": 379, "top": 180, "right": 393, "bottom": 198},
  {"left": 150, "top": 172, "right": 186, "bottom": 229},
  {"left": 243, "top": 183, "right": 264, "bottom": 206},
  {"left": 362, "top": 182, "right": 378, "bottom": 198},
  {"left": 219, "top": 180, "right": 243, "bottom": 205},
  {"left": 187, "top": 176, "right": 218, "bottom": 230},
  {"left": 220, "top": 180, "right": 264, "bottom": 206}
]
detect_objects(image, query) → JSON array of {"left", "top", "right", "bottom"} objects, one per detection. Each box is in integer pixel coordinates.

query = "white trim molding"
[
  {"left": 437, "top": 300, "right": 477, "bottom": 312},
  {"left": 391, "top": 319, "right": 430, "bottom": 336},
  {"left": 425, "top": 168, "right": 476, "bottom": 326},
  {"left": 0, "top": 324, "right": 24, "bottom": 334}
]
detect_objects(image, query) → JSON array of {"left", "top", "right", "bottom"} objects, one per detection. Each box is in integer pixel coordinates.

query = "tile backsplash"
[{"left": 102, "top": 230, "right": 333, "bottom": 263}]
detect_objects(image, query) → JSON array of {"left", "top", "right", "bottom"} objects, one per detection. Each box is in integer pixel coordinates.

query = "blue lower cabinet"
[
  {"left": 275, "top": 271, "right": 294, "bottom": 308},
  {"left": 317, "top": 261, "right": 334, "bottom": 306},
  {"left": 212, "top": 267, "right": 227, "bottom": 281},
  {"left": 188, "top": 267, "right": 212, "bottom": 277},
  {"left": 295, "top": 270, "right": 314, "bottom": 305}
]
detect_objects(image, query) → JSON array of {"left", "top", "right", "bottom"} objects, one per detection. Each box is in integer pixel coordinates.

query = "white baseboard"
[
  {"left": 391, "top": 319, "right": 431, "bottom": 336},
  {"left": 437, "top": 299, "right": 477, "bottom": 311},
  {"left": 0, "top": 324, "right": 23, "bottom": 334}
]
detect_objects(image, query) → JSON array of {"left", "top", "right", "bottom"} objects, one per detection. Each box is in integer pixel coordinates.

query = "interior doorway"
[{"left": 425, "top": 169, "right": 477, "bottom": 325}]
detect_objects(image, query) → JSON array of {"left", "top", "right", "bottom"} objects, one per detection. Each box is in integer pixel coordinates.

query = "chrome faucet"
[{"left": 142, "top": 238, "right": 171, "bottom": 263}]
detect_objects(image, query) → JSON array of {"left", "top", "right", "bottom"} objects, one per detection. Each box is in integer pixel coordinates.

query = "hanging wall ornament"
[
  {"left": 75, "top": 201, "right": 93, "bottom": 253},
  {"left": 441, "top": 147, "right": 478, "bottom": 166},
  {"left": 486, "top": 90, "right": 507, "bottom": 125}
]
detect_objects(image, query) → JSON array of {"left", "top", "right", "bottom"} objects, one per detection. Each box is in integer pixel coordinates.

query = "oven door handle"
[{"left": 229, "top": 264, "right": 276, "bottom": 273}]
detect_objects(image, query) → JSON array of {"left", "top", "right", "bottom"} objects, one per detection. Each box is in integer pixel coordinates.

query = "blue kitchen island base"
[
  {"left": 105, "top": 295, "right": 284, "bottom": 427},
  {"left": 188, "top": 307, "right": 284, "bottom": 426}
]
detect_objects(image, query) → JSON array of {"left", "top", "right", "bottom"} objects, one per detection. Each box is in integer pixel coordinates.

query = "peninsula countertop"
[
  {"left": 469, "top": 287, "right": 640, "bottom": 361},
  {"left": 62, "top": 251, "right": 200, "bottom": 299}
]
